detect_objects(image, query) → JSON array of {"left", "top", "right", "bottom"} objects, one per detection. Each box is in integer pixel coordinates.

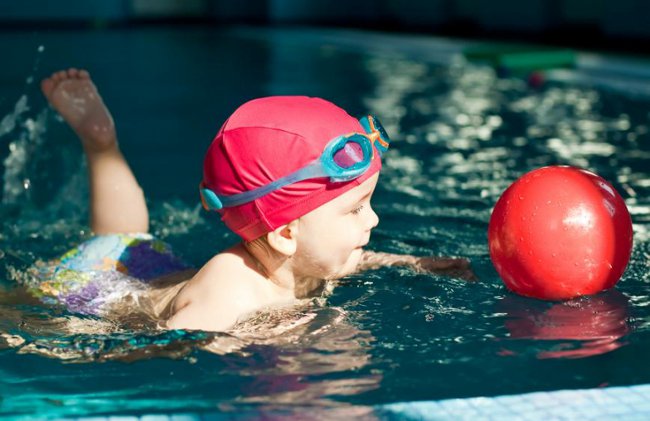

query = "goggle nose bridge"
[{"left": 366, "top": 131, "right": 380, "bottom": 142}]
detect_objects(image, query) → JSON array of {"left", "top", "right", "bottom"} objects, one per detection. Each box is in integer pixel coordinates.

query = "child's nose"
[{"left": 366, "top": 205, "right": 379, "bottom": 231}]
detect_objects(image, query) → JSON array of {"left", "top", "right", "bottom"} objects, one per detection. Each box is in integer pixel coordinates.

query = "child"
[{"left": 31, "top": 68, "right": 474, "bottom": 333}]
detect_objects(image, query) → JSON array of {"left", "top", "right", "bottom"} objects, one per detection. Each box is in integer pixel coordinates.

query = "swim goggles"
[{"left": 200, "top": 115, "right": 390, "bottom": 210}]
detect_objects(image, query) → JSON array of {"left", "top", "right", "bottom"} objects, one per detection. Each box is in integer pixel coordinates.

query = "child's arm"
[{"left": 351, "top": 250, "right": 477, "bottom": 281}]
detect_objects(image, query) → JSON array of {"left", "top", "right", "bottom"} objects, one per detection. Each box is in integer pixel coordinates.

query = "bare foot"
[{"left": 41, "top": 68, "right": 116, "bottom": 152}]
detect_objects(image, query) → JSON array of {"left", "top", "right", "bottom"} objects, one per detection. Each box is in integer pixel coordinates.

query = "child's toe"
[{"left": 41, "top": 78, "right": 55, "bottom": 96}]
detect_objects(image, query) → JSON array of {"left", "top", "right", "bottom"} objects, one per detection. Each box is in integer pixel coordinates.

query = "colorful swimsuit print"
[{"left": 25, "top": 234, "right": 190, "bottom": 316}]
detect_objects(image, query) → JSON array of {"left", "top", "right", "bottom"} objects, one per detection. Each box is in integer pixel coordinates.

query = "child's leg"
[{"left": 41, "top": 68, "right": 148, "bottom": 234}]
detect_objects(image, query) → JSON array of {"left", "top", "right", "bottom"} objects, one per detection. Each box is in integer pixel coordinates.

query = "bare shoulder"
[
  {"left": 165, "top": 245, "right": 261, "bottom": 331},
  {"left": 191, "top": 245, "right": 257, "bottom": 288}
]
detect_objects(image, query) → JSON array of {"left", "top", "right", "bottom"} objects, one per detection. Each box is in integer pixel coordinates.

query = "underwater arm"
[{"left": 355, "top": 250, "right": 477, "bottom": 281}]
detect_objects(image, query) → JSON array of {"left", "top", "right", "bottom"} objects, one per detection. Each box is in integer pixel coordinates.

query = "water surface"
[{"left": 1, "top": 26, "right": 650, "bottom": 418}]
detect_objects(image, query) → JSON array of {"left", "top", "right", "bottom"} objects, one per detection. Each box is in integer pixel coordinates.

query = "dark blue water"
[{"left": 1, "top": 26, "right": 650, "bottom": 418}]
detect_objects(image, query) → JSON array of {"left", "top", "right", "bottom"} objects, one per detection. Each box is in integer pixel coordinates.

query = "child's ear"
[{"left": 266, "top": 219, "right": 299, "bottom": 256}]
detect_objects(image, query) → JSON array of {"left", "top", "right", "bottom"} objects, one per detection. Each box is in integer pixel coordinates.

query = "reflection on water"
[
  {"left": 498, "top": 291, "right": 631, "bottom": 359},
  {"left": 0, "top": 301, "right": 380, "bottom": 417},
  {"left": 1, "top": 278, "right": 379, "bottom": 411}
]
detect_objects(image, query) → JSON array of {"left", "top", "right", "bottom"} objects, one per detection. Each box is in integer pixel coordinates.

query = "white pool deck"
[
  {"left": 380, "top": 383, "right": 650, "bottom": 420},
  {"left": 57, "top": 384, "right": 650, "bottom": 420}
]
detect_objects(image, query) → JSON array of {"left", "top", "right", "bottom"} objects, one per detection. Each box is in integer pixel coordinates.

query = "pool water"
[{"left": 1, "top": 25, "right": 650, "bottom": 418}]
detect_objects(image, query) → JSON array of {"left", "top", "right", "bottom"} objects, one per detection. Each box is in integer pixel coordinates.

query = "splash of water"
[
  {"left": 0, "top": 95, "right": 30, "bottom": 138},
  {"left": 2, "top": 100, "right": 49, "bottom": 205}
]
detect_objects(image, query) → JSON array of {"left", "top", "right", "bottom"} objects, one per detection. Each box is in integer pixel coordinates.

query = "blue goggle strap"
[
  {"left": 201, "top": 133, "right": 376, "bottom": 210},
  {"left": 202, "top": 161, "right": 328, "bottom": 210}
]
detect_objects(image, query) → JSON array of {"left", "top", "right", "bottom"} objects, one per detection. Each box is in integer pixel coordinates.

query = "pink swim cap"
[{"left": 202, "top": 96, "right": 382, "bottom": 241}]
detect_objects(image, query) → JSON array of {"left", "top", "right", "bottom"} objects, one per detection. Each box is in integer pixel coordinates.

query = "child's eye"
[{"left": 351, "top": 204, "right": 364, "bottom": 215}]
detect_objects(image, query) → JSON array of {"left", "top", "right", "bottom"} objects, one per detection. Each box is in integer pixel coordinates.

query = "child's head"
[{"left": 200, "top": 96, "right": 388, "bottom": 277}]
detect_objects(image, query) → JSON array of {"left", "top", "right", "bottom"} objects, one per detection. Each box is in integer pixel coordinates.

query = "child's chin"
[{"left": 346, "top": 247, "right": 364, "bottom": 266}]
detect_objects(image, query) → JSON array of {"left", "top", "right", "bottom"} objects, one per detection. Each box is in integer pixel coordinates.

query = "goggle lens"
[{"left": 333, "top": 141, "right": 365, "bottom": 169}]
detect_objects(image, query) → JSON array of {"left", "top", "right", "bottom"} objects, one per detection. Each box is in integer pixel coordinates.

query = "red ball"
[{"left": 488, "top": 166, "right": 633, "bottom": 300}]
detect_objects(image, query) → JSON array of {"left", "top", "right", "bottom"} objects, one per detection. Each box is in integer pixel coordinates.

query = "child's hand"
[{"left": 415, "top": 257, "right": 478, "bottom": 282}]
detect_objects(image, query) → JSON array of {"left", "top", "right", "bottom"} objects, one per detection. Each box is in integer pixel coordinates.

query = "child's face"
[{"left": 294, "top": 173, "right": 380, "bottom": 279}]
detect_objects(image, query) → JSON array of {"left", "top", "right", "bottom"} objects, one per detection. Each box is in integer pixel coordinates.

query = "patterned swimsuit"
[{"left": 25, "top": 234, "right": 190, "bottom": 316}]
